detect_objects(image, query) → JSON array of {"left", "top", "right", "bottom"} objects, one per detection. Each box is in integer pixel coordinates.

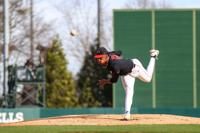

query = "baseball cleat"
[
  {"left": 123, "top": 114, "right": 131, "bottom": 121},
  {"left": 150, "top": 49, "right": 159, "bottom": 58}
]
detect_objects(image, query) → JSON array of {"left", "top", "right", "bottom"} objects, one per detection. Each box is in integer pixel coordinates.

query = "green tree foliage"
[
  {"left": 77, "top": 40, "right": 113, "bottom": 107},
  {"left": 46, "top": 37, "right": 78, "bottom": 108}
]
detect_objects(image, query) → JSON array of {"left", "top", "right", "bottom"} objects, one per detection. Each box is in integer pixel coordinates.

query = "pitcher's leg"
[
  {"left": 121, "top": 75, "right": 135, "bottom": 119},
  {"left": 146, "top": 57, "right": 156, "bottom": 79},
  {"left": 139, "top": 58, "right": 156, "bottom": 82},
  {"left": 130, "top": 49, "right": 159, "bottom": 82},
  {"left": 131, "top": 57, "right": 156, "bottom": 83}
]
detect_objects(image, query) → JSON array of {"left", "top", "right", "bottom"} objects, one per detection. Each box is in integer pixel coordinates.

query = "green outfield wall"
[{"left": 113, "top": 9, "right": 200, "bottom": 109}]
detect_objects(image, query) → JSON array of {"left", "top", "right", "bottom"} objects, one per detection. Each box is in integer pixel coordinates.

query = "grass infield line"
[{"left": 0, "top": 125, "right": 200, "bottom": 133}]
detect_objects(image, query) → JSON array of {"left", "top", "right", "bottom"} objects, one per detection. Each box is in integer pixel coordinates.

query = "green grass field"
[{"left": 0, "top": 125, "right": 200, "bottom": 133}]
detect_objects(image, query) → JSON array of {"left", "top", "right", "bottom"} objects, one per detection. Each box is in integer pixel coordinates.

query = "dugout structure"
[
  {"left": 113, "top": 9, "right": 200, "bottom": 109},
  {"left": 4, "top": 64, "right": 46, "bottom": 108}
]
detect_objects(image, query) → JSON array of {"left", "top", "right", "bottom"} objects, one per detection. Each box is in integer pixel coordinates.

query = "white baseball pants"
[{"left": 121, "top": 58, "right": 156, "bottom": 115}]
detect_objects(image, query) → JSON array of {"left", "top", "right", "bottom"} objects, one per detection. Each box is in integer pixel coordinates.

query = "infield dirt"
[{"left": 1, "top": 114, "right": 200, "bottom": 126}]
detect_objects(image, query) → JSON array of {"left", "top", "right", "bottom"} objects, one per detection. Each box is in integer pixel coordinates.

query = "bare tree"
[
  {"left": 0, "top": 0, "right": 55, "bottom": 65},
  {"left": 124, "top": 0, "right": 172, "bottom": 9},
  {"left": 53, "top": 0, "right": 112, "bottom": 75},
  {"left": 55, "top": 0, "right": 97, "bottom": 60}
]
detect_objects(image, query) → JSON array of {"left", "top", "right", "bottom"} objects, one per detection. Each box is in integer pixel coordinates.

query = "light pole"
[
  {"left": 3, "top": 0, "right": 10, "bottom": 107},
  {"left": 30, "top": 0, "right": 34, "bottom": 61},
  {"left": 97, "top": 0, "right": 101, "bottom": 47}
]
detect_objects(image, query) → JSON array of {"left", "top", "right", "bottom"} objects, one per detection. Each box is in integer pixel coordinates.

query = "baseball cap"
[{"left": 94, "top": 47, "right": 108, "bottom": 58}]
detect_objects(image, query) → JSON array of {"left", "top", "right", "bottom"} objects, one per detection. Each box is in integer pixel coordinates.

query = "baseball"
[{"left": 70, "top": 29, "right": 79, "bottom": 36}]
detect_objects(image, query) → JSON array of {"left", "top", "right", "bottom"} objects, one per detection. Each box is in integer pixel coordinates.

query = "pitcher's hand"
[
  {"left": 98, "top": 79, "right": 111, "bottom": 89},
  {"left": 99, "top": 79, "right": 108, "bottom": 89}
]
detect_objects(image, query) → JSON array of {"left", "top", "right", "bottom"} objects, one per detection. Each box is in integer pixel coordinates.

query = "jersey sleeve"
[
  {"left": 109, "top": 72, "right": 119, "bottom": 83},
  {"left": 109, "top": 65, "right": 120, "bottom": 83}
]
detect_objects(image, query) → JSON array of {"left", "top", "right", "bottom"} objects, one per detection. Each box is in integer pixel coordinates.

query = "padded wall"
[{"left": 114, "top": 9, "right": 199, "bottom": 109}]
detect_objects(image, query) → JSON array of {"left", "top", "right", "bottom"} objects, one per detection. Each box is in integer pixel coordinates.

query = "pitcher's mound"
[{"left": 1, "top": 114, "right": 200, "bottom": 126}]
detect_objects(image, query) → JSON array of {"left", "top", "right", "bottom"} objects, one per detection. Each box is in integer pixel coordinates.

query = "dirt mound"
[{"left": 1, "top": 114, "right": 200, "bottom": 126}]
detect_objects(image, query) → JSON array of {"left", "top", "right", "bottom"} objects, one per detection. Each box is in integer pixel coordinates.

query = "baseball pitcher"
[{"left": 94, "top": 47, "right": 159, "bottom": 120}]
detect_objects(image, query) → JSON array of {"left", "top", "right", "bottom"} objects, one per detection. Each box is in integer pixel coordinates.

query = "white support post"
[{"left": 3, "top": 0, "right": 10, "bottom": 107}]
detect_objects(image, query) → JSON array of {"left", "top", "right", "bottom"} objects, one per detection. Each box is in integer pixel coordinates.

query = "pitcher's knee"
[
  {"left": 144, "top": 78, "right": 151, "bottom": 83},
  {"left": 139, "top": 76, "right": 151, "bottom": 83}
]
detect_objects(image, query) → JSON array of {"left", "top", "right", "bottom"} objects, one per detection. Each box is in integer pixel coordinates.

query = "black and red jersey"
[{"left": 107, "top": 59, "right": 134, "bottom": 83}]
